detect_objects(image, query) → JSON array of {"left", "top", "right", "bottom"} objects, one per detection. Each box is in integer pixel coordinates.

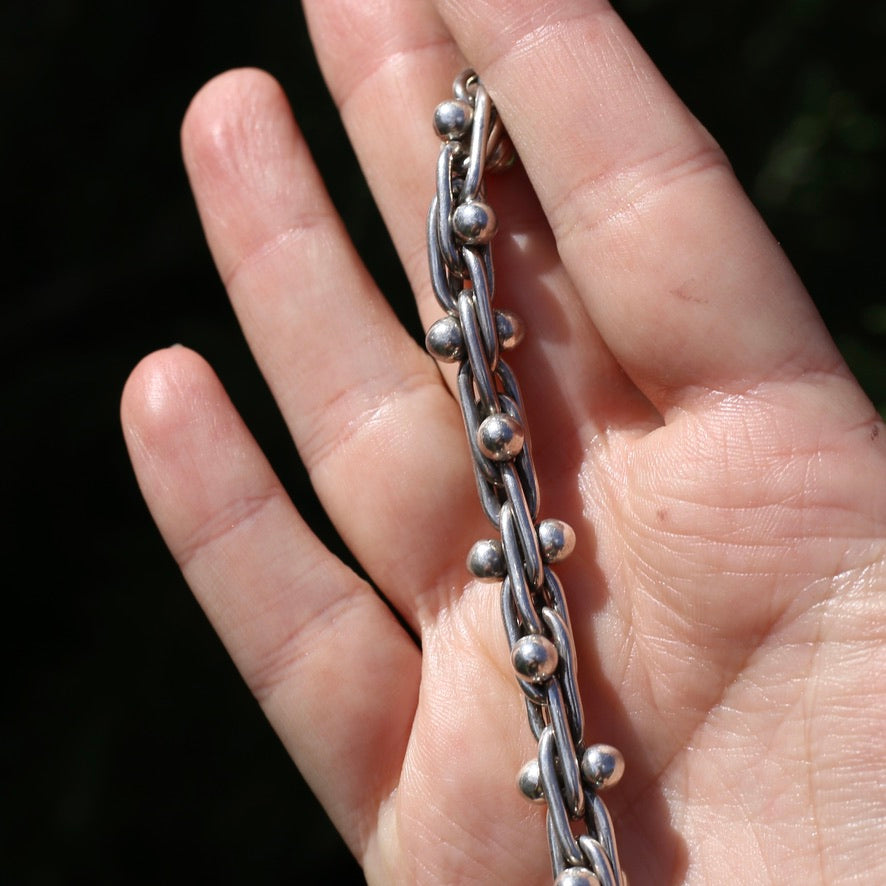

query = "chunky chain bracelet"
[{"left": 425, "top": 70, "right": 628, "bottom": 886}]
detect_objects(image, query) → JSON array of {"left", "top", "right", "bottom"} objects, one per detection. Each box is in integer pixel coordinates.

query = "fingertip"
[
  {"left": 120, "top": 346, "right": 227, "bottom": 467},
  {"left": 122, "top": 344, "right": 207, "bottom": 423},
  {"left": 180, "top": 67, "right": 299, "bottom": 194},
  {"left": 181, "top": 66, "right": 287, "bottom": 159},
  {"left": 179, "top": 67, "right": 320, "bottom": 284}
]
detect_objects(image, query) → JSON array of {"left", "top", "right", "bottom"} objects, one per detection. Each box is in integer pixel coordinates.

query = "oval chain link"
[{"left": 425, "top": 71, "right": 628, "bottom": 886}]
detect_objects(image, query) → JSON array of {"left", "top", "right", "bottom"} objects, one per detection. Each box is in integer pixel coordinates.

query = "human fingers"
[
  {"left": 303, "top": 0, "right": 660, "bottom": 448},
  {"left": 430, "top": 0, "right": 860, "bottom": 418},
  {"left": 182, "top": 69, "right": 492, "bottom": 628},
  {"left": 121, "top": 347, "right": 420, "bottom": 857}
]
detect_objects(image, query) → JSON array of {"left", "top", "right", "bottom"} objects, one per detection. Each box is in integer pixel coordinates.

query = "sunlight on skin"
[{"left": 122, "top": 1, "right": 886, "bottom": 882}]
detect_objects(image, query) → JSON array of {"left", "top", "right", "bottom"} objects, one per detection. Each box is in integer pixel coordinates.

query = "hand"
[{"left": 121, "top": 1, "right": 886, "bottom": 882}]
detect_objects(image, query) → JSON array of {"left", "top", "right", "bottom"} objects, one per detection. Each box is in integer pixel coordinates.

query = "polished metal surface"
[
  {"left": 426, "top": 70, "right": 627, "bottom": 883},
  {"left": 581, "top": 745, "right": 626, "bottom": 792}
]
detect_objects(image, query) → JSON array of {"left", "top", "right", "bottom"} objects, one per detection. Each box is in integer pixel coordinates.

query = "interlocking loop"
[{"left": 426, "top": 70, "right": 627, "bottom": 885}]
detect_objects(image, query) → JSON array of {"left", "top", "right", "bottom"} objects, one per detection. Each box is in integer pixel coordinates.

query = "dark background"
[{"left": 4, "top": 1, "right": 884, "bottom": 882}]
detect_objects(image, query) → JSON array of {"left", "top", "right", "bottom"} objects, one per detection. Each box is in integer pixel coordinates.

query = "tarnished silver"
[
  {"left": 511, "top": 634, "right": 560, "bottom": 683},
  {"left": 517, "top": 758, "right": 546, "bottom": 804},
  {"left": 538, "top": 518, "right": 577, "bottom": 563},
  {"left": 426, "top": 69, "right": 627, "bottom": 884},
  {"left": 581, "top": 745, "right": 626, "bottom": 791},
  {"left": 478, "top": 412, "right": 525, "bottom": 461},
  {"left": 467, "top": 538, "right": 506, "bottom": 581}
]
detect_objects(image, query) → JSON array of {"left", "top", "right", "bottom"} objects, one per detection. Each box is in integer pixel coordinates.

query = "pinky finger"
[{"left": 120, "top": 346, "right": 419, "bottom": 858}]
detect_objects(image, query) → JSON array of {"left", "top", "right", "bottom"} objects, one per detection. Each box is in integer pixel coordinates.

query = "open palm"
[{"left": 122, "top": 1, "right": 886, "bottom": 882}]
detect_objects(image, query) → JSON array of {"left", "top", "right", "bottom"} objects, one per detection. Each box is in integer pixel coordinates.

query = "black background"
[{"left": 4, "top": 1, "right": 885, "bottom": 882}]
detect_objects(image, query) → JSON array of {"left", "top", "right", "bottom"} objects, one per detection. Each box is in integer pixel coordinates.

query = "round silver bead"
[
  {"left": 466, "top": 539, "right": 506, "bottom": 581},
  {"left": 555, "top": 868, "right": 601, "bottom": 886},
  {"left": 511, "top": 634, "right": 559, "bottom": 684},
  {"left": 452, "top": 200, "right": 498, "bottom": 244},
  {"left": 581, "top": 744, "right": 625, "bottom": 791},
  {"left": 538, "top": 519, "right": 576, "bottom": 563},
  {"left": 516, "top": 758, "right": 545, "bottom": 803},
  {"left": 495, "top": 309, "right": 525, "bottom": 350},
  {"left": 433, "top": 99, "right": 473, "bottom": 140},
  {"left": 425, "top": 316, "right": 464, "bottom": 363},
  {"left": 477, "top": 413, "right": 524, "bottom": 461}
]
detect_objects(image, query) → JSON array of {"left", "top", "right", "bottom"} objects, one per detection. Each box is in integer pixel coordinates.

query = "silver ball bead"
[
  {"left": 511, "top": 634, "right": 559, "bottom": 684},
  {"left": 433, "top": 99, "right": 473, "bottom": 140},
  {"left": 581, "top": 744, "right": 625, "bottom": 791},
  {"left": 495, "top": 310, "right": 525, "bottom": 350},
  {"left": 477, "top": 413, "right": 524, "bottom": 461},
  {"left": 452, "top": 200, "right": 498, "bottom": 244},
  {"left": 516, "top": 758, "right": 545, "bottom": 803},
  {"left": 425, "top": 316, "right": 464, "bottom": 363},
  {"left": 466, "top": 539, "right": 505, "bottom": 581},
  {"left": 555, "top": 868, "right": 600, "bottom": 886},
  {"left": 538, "top": 519, "right": 576, "bottom": 563}
]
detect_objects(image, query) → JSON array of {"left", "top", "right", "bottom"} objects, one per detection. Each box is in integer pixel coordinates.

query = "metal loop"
[
  {"left": 473, "top": 465, "right": 505, "bottom": 527},
  {"left": 427, "top": 200, "right": 457, "bottom": 313},
  {"left": 501, "top": 504, "right": 543, "bottom": 634},
  {"left": 502, "top": 592, "right": 552, "bottom": 707},
  {"left": 526, "top": 696, "right": 548, "bottom": 741},
  {"left": 542, "top": 604, "right": 585, "bottom": 742},
  {"left": 484, "top": 243, "right": 495, "bottom": 300},
  {"left": 496, "top": 359, "right": 527, "bottom": 410},
  {"left": 587, "top": 792, "right": 623, "bottom": 886},
  {"left": 458, "top": 290, "right": 499, "bottom": 414},
  {"left": 500, "top": 576, "right": 522, "bottom": 648},
  {"left": 547, "top": 812, "right": 567, "bottom": 880},
  {"left": 497, "top": 389, "right": 540, "bottom": 520},
  {"left": 463, "top": 83, "right": 491, "bottom": 201},
  {"left": 453, "top": 69, "right": 478, "bottom": 103},
  {"left": 458, "top": 366, "right": 505, "bottom": 525},
  {"left": 578, "top": 836, "right": 618, "bottom": 886},
  {"left": 517, "top": 675, "right": 549, "bottom": 706},
  {"left": 497, "top": 393, "right": 524, "bottom": 430},
  {"left": 539, "top": 727, "right": 584, "bottom": 867},
  {"left": 436, "top": 145, "right": 462, "bottom": 273},
  {"left": 457, "top": 362, "right": 501, "bottom": 486},
  {"left": 486, "top": 112, "right": 505, "bottom": 162},
  {"left": 546, "top": 680, "right": 585, "bottom": 817},
  {"left": 463, "top": 245, "right": 499, "bottom": 369},
  {"left": 501, "top": 463, "right": 543, "bottom": 588},
  {"left": 497, "top": 362, "right": 540, "bottom": 518},
  {"left": 540, "top": 565, "right": 565, "bottom": 612},
  {"left": 458, "top": 369, "right": 504, "bottom": 524}
]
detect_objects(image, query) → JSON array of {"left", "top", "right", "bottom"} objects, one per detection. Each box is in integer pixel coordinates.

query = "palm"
[
  {"left": 122, "top": 1, "right": 886, "bottom": 883},
  {"left": 358, "top": 355, "right": 883, "bottom": 883}
]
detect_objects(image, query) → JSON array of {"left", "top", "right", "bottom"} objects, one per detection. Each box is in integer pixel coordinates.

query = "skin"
[{"left": 121, "top": 1, "right": 886, "bottom": 882}]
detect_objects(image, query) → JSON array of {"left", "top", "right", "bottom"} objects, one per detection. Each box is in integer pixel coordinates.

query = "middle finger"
[{"left": 303, "top": 0, "right": 660, "bottom": 448}]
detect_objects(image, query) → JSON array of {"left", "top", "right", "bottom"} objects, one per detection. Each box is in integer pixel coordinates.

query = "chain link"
[{"left": 426, "top": 70, "right": 628, "bottom": 886}]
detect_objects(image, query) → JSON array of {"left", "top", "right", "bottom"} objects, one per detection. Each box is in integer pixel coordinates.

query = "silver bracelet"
[{"left": 425, "top": 70, "right": 628, "bottom": 886}]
